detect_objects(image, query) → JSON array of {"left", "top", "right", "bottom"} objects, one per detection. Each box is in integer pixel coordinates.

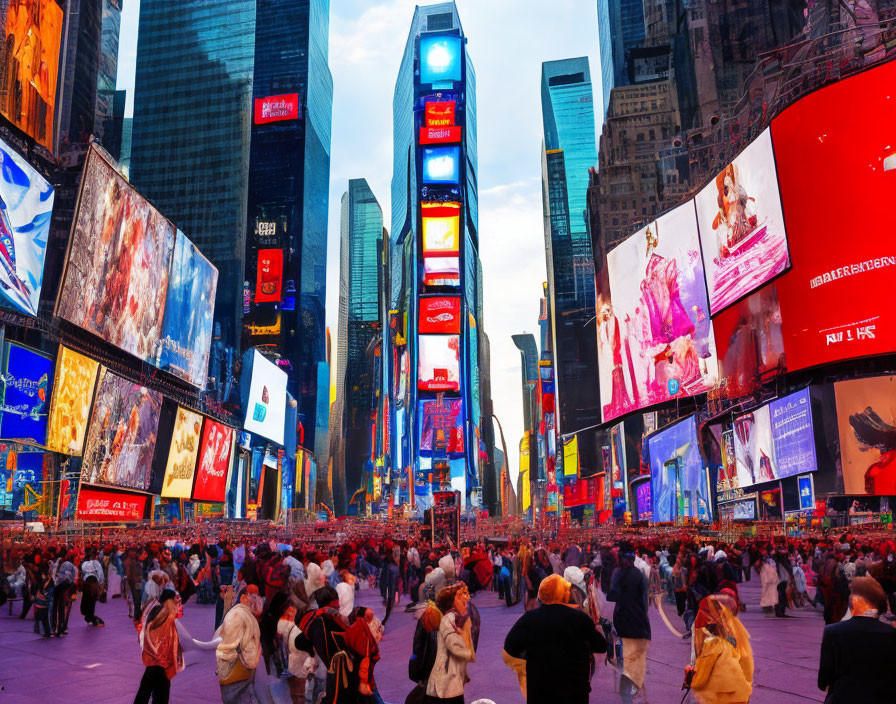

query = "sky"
[{"left": 117, "top": 0, "right": 603, "bottom": 489}]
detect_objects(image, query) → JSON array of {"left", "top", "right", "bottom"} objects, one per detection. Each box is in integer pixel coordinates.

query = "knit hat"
[{"left": 538, "top": 574, "right": 571, "bottom": 605}]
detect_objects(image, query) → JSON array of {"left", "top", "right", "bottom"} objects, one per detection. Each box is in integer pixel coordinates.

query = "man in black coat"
[
  {"left": 607, "top": 547, "right": 651, "bottom": 703},
  {"left": 504, "top": 574, "right": 607, "bottom": 704},
  {"left": 818, "top": 576, "right": 896, "bottom": 703}
]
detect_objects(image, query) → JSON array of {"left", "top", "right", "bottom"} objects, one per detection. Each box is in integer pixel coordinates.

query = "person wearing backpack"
[
  {"left": 407, "top": 603, "right": 442, "bottom": 704},
  {"left": 275, "top": 603, "right": 311, "bottom": 704}
]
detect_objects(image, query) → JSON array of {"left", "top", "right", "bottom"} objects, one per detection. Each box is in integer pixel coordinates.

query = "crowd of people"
[{"left": 2, "top": 521, "right": 896, "bottom": 703}]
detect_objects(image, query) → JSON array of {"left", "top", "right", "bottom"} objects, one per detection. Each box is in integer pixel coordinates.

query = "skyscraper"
[
  {"left": 595, "top": 0, "right": 615, "bottom": 121},
  {"left": 332, "top": 179, "right": 385, "bottom": 515}
]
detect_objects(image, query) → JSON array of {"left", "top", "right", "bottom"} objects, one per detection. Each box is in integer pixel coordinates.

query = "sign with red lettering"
[
  {"left": 256, "top": 249, "right": 283, "bottom": 303},
  {"left": 425, "top": 101, "right": 455, "bottom": 127},
  {"left": 254, "top": 94, "right": 300, "bottom": 124},
  {"left": 76, "top": 486, "right": 148, "bottom": 522},
  {"left": 419, "top": 296, "right": 461, "bottom": 334},
  {"left": 419, "top": 125, "right": 462, "bottom": 145},
  {"left": 192, "top": 419, "right": 235, "bottom": 503}
]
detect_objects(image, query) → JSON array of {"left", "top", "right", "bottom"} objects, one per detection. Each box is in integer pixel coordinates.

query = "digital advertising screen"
[
  {"left": 695, "top": 127, "right": 790, "bottom": 314},
  {"left": 0, "top": 0, "right": 63, "bottom": 150},
  {"left": 417, "top": 334, "right": 460, "bottom": 391},
  {"left": 422, "top": 202, "right": 460, "bottom": 255},
  {"left": 192, "top": 419, "right": 234, "bottom": 503},
  {"left": 770, "top": 388, "right": 817, "bottom": 479},
  {"left": 423, "top": 256, "right": 459, "bottom": 286},
  {"left": 56, "top": 147, "right": 176, "bottom": 363},
  {"left": 253, "top": 93, "right": 300, "bottom": 124},
  {"left": 425, "top": 100, "right": 456, "bottom": 126},
  {"left": 599, "top": 202, "right": 718, "bottom": 422},
  {"left": 648, "top": 416, "right": 710, "bottom": 522},
  {"left": 80, "top": 369, "right": 163, "bottom": 493},
  {"left": 243, "top": 349, "right": 287, "bottom": 445},
  {"left": 733, "top": 404, "right": 777, "bottom": 490},
  {"left": 10, "top": 450, "right": 42, "bottom": 512},
  {"left": 798, "top": 475, "right": 814, "bottom": 511},
  {"left": 160, "top": 407, "right": 202, "bottom": 499},
  {"left": 421, "top": 146, "right": 461, "bottom": 185},
  {"left": 419, "top": 296, "right": 461, "bottom": 334},
  {"left": 772, "top": 61, "right": 896, "bottom": 371},
  {"left": 419, "top": 35, "right": 462, "bottom": 84},
  {"left": 76, "top": 485, "right": 149, "bottom": 522},
  {"left": 0, "top": 342, "right": 52, "bottom": 444},
  {"left": 635, "top": 481, "right": 652, "bottom": 521},
  {"left": 834, "top": 376, "right": 896, "bottom": 495},
  {"left": 255, "top": 248, "right": 283, "bottom": 303},
  {"left": 719, "top": 499, "right": 756, "bottom": 521},
  {"left": 418, "top": 398, "right": 464, "bottom": 456},
  {"left": 46, "top": 346, "right": 99, "bottom": 455},
  {"left": 156, "top": 231, "right": 217, "bottom": 388},
  {"left": 0, "top": 137, "right": 55, "bottom": 315}
]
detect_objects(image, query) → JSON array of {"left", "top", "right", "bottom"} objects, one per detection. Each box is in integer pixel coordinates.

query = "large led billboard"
[
  {"left": 418, "top": 398, "right": 464, "bottom": 456},
  {"left": 732, "top": 404, "right": 777, "bottom": 489},
  {"left": 192, "top": 419, "right": 234, "bottom": 503},
  {"left": 81, "top": 369, "right": 163, "bottom": 493},
  {"left": 255, "top": 248, "right": 283, "bottom": 303},
  {"left": 0, "top": 342, "right": 52, "bottom": 444},
  {"left": 76, "top": 485, "right": 149, "bottom": 522},
  {"left": 160, "top": 407, "right": 202, "bottom": 499},
  {"left": 418, "top": 334, "right": 460, "bottom": 391},
  {"left": 695, "top": 128, "right": 789, "bottom": 314},
  {"left": 0, "top": 0, "right": 63, "bottom": 151},
  {"left": 156, "top": 232, "right": 217, "bottom": 388},
  {"left": 419, "top": 296, "right": 461, "bottom": 334},
  {"left": 421, "top": 202, "right": 460, "bottom": 255},
  {"left": 769, "top": 388, "right": 817, "bottom": 479},
  {"left": 772, "top": 61, "right": 896, "bottom": 371},
  {"left": 46, "top": 345, "right": 99, "bottom": 455},
  {"left": 422, "top": 146, "right": 461, "bottom": 185},
  {"left": 56, "top": 147, "right": 175, "bottom": 363},
  {"left": 834, "top": 376, "right": 896, "bottom": 495},
  {"left": 243, "top": 349, "right": 287, "bottom": 445},
  {"left": 599, "top": 202, "right": 717, "bottom": 422},
  {"left": 648, "top": 416, "right": 710, "bottom": 522},
  {"left": 419, "top": 35, "right": 462, "bottom": 84},
  {"left": 254, "top": 93, "right": 300, "bottom": 124},
  {"left": 0, "top": 138, "right": 55, "bottom": 315},
  {"left": 423, "top": 256, "right": 459, "bottom": 286},
  {"left": 635, "top": 481, "right": 652, "bottom": 521}
]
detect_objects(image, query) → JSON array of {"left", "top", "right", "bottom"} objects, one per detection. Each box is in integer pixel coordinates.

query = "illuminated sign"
[
  {"left": 420, "top": 35, "right": 462, "bottom": 84},
  {"left": 425, "top": 101, "right": 456, "bottom": 126},
  {"left": 419, "top": 126, "right": 462, "bottom": 145},
  {"left": 76, "top": 486, "right": 148, "bottom": 522},
  {"left": 422, "top": 146, "right": 461, "bottom": 184},
  {"left": 256, "top": 249, "right": 283, "bottom": 303},
  {"left": 421, "top": 202, "right": 460, "bottom": 255},
  {"left": 254, "top": 94, "right": 300, "bottom": 124},
  {"left": 419, "top": 296, "right": 461, "bottom": 334},
  {"left": 423, "top": 256, "right": 460, "bottom": 286}
]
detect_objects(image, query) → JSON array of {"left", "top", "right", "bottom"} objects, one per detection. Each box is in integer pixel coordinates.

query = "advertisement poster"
[
  {"left": 423, "top": 256, "right": 460, "bottom": 286},
  {"left": 253, "top": 93, "right": 300, "bottom": 124},
  {"left": 417, "top": 334, "right": 460, "bottom": 391},
  {"left": 419, "top": 398, "right": 464, "bottom": 456},
  {"left": 160, "top": 407, "right": 202, "bottom": 498},
  {"left": 156, "top": 232, "right": 217, "bottom": 388},
  {"left": 46, "top": 346, "right": 99, "bottom": 455},
  {"left": 733, "top": 404, "right": 777, "bottom": 489},
  {"left": 773, "top": 61, "right": 896, "bottom": 371},
  {"left": 255, "top": 248, "right": 283, "bottom": 303},
  {"left": 419, "top": 35, "right": 462, "bottom": 84},
  {"left": 243, "top": 349, "right": 287, "bottom": 445},
  {"left": 425, "top": 100, "right": 455, "bottom": 126},
  {"left": 76, "top": 485, "right": 148, "bottom": 522},
  {"left": 798, "top": 475, "right": 814, "bottom": 511},
  {"left": 0, "top": 342, "right": 51, "bottom": 444},
  {"left": 421, "top": 202, "right": 460, "bottom": 255},
  {"left": 419, "top": 296, "right": 461, "bottom": 334},
  {"left": 718, "top": 429, "right": 738, "bottom": 496},
  {"left": 193, "top": 419, "right": 234, "bottom": 503},
  {"left": 834, "top": 376, "right": 896, "bottom": 495},
  {"left": 636, "top": 481, "right": 652, "bottom": 521},
  {"left": 563, "top": 435, "right": 579, "bottom": 476},
  {"left": 0, "top": 0, "right": 63, "bottom": 150},
  {"left": 695, "top": 128, "right": 790, "bottom": 314},
  {"left": 599, "top": 202, "right": 718, "bottom": 422},
  {"left": 57, "top": 148, "right": 175, "bottom": 363},
  {"left": 770, "top": 389, "right": 817, "bottom": 479},
  {"left": 421, "top": 146, "right": 461, "bottom": 185},
  {"left": 0, "top": 137, "right": 55, "bottom": 315},
  {"left": 81, "top": 369, "right": 163, "bottom": 492},
  {"left": 720, "top": 498, "right": 756, "bottom": 521},
  {"left": 11, "top": 451, "right": 43, "bottom": 512},
  {"left": 648, "top": 416, "right": 710, "bottom": 522}
]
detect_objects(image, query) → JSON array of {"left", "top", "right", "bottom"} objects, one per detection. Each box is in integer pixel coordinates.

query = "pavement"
[{"left": 0, "top": 576, "right": 826, "bottom": 703}]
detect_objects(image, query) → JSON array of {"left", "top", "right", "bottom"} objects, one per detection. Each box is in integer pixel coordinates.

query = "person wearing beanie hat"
[
  {"left": 818, "top": 575, "right": 896, "bottom": 703},
  {"left": 504, "top": 574, "right": 606, "bottom": 704}
]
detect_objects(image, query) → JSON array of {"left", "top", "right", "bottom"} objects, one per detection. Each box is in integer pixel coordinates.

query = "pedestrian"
[
  {"left": 503, "top": 574, "right": 607, "bottom": 703},
  {"left": 689, "top": 591, "right": 753, "bottom": 704},
  {"left": 757, "top": 552, "right": 778, "bottom": 617},
  {"left": 304, "top": 585, "right": 354, "bottom": 704},
  {"left": 134, "top": 590, "right": 183, "bottom": 704},
  {"left": 607, "top": 546, "right": 651, "bottom": 704},
  {"left": 53, "top": 551, "right": 77, "bottom": 636},
  {"left": 215, "top": 589, "right": 264, "bottom": 704},
  {"left": 426, "top": 582, "right": 476, "bottom": 704},
  {"left": 80, "top": 549, "right": 106, "bottom": 627},
  {"left": 345, "top": 606, "right": 383, "bottom": 704},
  {"left": 275, "top": 603, "right": 309, "bottom": 704},
  {"left": 408, "top": 603, "right": 442, "bottom": 701},
  {"left": 32, "top": 567, "right": 53, "bottom": 638}
]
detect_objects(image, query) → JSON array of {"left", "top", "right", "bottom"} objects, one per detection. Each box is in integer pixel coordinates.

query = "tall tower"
[{"left": 392, "top": 3, "right": 481, "bottom": 510}]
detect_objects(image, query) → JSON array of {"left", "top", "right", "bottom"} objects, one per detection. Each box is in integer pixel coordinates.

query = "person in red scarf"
[
  {"left": 134, "top": 590, "right": 183, "bottom": 704},
  {"left": 345, "top": 606, "right": 382, "bottom": 703}
]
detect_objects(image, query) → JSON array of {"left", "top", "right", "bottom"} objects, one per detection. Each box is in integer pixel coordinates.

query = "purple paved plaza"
[{"left": 0, "top": 577, "right": 824, "bottom": 703}]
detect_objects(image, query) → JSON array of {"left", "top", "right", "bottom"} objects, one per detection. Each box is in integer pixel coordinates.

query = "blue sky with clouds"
[{"left": 117, "top": 0, "right": 603, "bottom": 486}]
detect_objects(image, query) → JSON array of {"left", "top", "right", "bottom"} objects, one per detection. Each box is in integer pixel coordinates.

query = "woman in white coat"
[
  {"left": 427, "top": 582, "right": 475, "bottom": 704},
  {"left": 757, "top": 554, "right": 778, "bottom": 616}
]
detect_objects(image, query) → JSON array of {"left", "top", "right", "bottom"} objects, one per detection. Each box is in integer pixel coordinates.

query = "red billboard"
[
  {"left": 76, "top": 486, "right": 149, "bottom": 522},
  {"left": 256, "top": 249, "right": 283, "bottom": 302},
  {"left": 192, "top": 419, "right": 234, "bottom": 503},
  {"left": 772, "top": 61, "right": 896, "bottom": 371},
  {"left": 254, "top": 94, "right": 300, "bottom": 124},
  {"left": 419, "top": 296, "right": 461, "bottom": 334},
  {"left": 419, "top": 126, "right": 462, "bottom": 145},
  {"left": 425, "top": 101, "right": 455, "bottom": 126}
]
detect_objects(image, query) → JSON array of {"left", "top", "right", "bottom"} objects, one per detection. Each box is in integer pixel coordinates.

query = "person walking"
[
  {"left": 689, "top": 591, "right": 753, "bottom": 704},
  {"left": 53, "top": 551, "right": 77, "bottom": 636},
  {"left": 426, "top": 582, "right": 475, "bottom": 704},
  {"left": 215, "top": 589, "right": 264, "bottom": 704},
  {"left": 80, "top": 550, "right": 106, "bottom": 627},
  {"left": 607, "top": 546, "right": 651, "bottom": 704},
  {"left": 134, "top": 590, "right": 183, "bottom": 704}
]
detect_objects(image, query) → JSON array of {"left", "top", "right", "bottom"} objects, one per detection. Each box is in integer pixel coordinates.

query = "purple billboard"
[
  {"left": 770, "top": 388, "right": 817, "bottom": 479},
  {"left": 635, "top": 481, "right": 652, "bottom": 521}
]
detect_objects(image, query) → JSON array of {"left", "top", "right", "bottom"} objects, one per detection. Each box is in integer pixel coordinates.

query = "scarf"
[{"left": 214, "top": 603, "right": 261, "bottom": 681}]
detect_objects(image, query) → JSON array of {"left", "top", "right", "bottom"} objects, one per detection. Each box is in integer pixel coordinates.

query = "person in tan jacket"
[{"left": 426, "top": 582, "right": 475, "bottom": 703}]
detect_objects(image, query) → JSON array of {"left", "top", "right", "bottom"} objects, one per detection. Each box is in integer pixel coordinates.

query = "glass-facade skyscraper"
[
  {"left": 607, "top": 0, "right": 646, "bottom": 88},
  {"left": 595, "top": 0, "right": 614, "bottom": 121}
]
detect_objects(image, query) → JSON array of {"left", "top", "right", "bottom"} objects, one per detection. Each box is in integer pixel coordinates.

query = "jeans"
[
  {"left": 34, "top": 606, "right": 51, "bottom": 636},
  {"left": 81, "top": 577, "right": 104, "bottom": 625},
  {"left": 134, "top": 665, "right": 170, "bottom": 704},
  {"left": 53, "top": 583, "right": 74, "bottom": 634}
]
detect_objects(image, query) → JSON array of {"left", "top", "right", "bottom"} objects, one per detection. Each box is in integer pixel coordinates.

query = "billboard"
[
  {"left": 192, "top": 419, "right": 234, "bottom": 503},
  {"left": 773, "top": 61, "right": 896, "bottom": 371},
  {"left": 160, "top": 407, "right": 202, "bottom": 499},
  {"left": 255, "top": 248, "right": 283, "bottom": 303},
  {"left": 419, "top": 398, "right": 464, "bottom": 456},
  {"left": 421, "top": 146, "right": 461, "bottom": 184},
  {"left": 419, "top": 35, "right": 462, "bottom": 84},
  {"left": 243, "top": 349, "right": 287, "bottom": 445},
  {"left": 0, "top": 0, "right": 63, "bottom": 150},
  {"left": 423, "top": 256, "right": 459, "bottom": 286},
  {"left": 253, "top": 93, "right": 300, "bottom": 124},
  {"left": 0, "top": 342, "right": 51, "bottom": 444},
  {"left": 80, "top": 369, "right": 163, "bottom": 493},
  {"left": 419, "top": 126, "right": 461, "bottom": 145},
  {"left": 719, "top": 499, "right": 756, "bottom": 521},
  {"left": 56, "top": 147, "right": 176, "bottom": 363},
  {"left": 648, "top": 416, "right": 710, "bottom": 522},
  {"left": 834, "top": 376, "right": 896, "bottom": 495},
  {"left": 770, "top": 388, "right": 817, "bottom": 479},
  {"left": 695, "top": 127, "right": 789, "bottom": 314},
  {"left": 419, "top": 296, "right": 461, "bottom": 334},
  {"left": 599, "top": 202, "right": 717, "bottom": 422},
  {"left": 156, "top": 232, "right": 217, "bottom": 388},
  {"left": 10, "top": 450, "right": 42, "bottom": 512},
  {"left": 732, "top": 404, "right": 776, "bottom": 489},
  {"left": 0, "top": 138, "right": 55, "bottom": 315},
  {"left": 635, "top": 481, "right": 652, "bottom": 521},
  {"left": 425, "top": 100, "right": 455, "bottom": 126},
  {"left": 76, "top": 485, "right": 149, "bottom": 522},
  {"left": 417, "top": 334, "right": 460, "bottom": 391},
  {"left": 46, "top": 346, "right": 99, "bottom": 455}
]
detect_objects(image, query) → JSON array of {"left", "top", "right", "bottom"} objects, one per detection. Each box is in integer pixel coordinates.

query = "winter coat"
[
  {"left": 426, "top": 611, "right": 474, "bottom": 700},
  {"left": 759, "top": 561, "right": 778, "bottom": 608}
]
